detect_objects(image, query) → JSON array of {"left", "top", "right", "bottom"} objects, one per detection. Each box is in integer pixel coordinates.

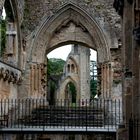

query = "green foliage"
[
  {"left": 47, "top": 58, "right": 65, "bottom": 76},
  {"left": 0, "top": 19, "right": 6, "bottom": 56},
  {"left": 49, "top": 80, "right": 56, "bottom": 105},
  {"left": 90, "top": 79, "right": 97, "bottom": 98},
  {"left": 68, "top": 82, "right": 76, "bottom": 103}
]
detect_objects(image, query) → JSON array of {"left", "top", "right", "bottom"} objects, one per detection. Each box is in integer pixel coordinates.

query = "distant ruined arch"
[
  {"left": 65, "top": 81, "right": 77, "bottom": 103},
  {"left": 57, "top": 76, "right": 79, "bottom": 101}
]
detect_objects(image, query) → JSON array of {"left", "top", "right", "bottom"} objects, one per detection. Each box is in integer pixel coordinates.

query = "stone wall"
[
  {"left": 22, "top": 0, "right": 120, "bottom": 40},
  {"left": 0, "top": 0, "right": 122, "bottom": 100},
  {"left": 20, "top": 0, "right": 121, "bottom": 98},
  {"left": 0, "top": 61, "right": 22, "bottom": 99},
  {"left": 57, "top": 45, "right": 90, "bottom": 101}
]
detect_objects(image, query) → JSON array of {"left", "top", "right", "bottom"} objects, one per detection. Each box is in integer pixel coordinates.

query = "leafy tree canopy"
[
  {"left": 0, "top": 19, "right": 6, "bottom": 56},
  {"left": 47, "top": 58, "right": 65, "bottom": 76}
]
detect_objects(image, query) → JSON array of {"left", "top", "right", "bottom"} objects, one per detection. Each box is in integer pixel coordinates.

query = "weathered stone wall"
[
  {"left": 22, "top": 0, "right": 120, "bottom": 40},
  {"left": 0, "top": 61, "right": 22, "bottom": 99},
  {"left": 0, "top": 0, "right": 122, "bottom": 100},
  {"left": 114, "top": 0, "right": 140, "bottom": 139},
  {"left": 57, "top": 45, "right": 90, "bottom": 101},
  {"left": 20, "top": 0, "right": 121, "bottom": 98}
]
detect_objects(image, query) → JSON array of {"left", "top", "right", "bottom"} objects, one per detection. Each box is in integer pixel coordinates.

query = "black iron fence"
[
  {"left": 0, "top": 99, "right": 122, "bottom": 131},
  {"left": 128, "top": 118, "right": 139, "bottom": 140}
]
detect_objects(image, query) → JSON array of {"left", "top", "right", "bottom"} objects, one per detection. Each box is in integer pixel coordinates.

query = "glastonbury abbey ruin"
[{"left": 0, "top": 0, "right": 139, "bottom": 139}]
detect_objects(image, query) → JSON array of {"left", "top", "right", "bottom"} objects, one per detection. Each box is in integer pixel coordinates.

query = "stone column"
[
  {"left": 133, "top": 1, "right": 140, "bottom": 139},
  {"left": 106, "top": 64, "right": 110, "bottom": 98},
  {"left": 6, "top": 22, "right": 16, "bottom": 65},
  {"left": 101, "top": 64, "right": 104, "bottom": 98},
  {"left": 109, "top": 64, "right": 112, "bottom": 98},
  {"left": 104, "top": 64, "right": 108, "bottom": 98},
  {"left": 103, "top": 65, "right": 106, "bottom": 98}
]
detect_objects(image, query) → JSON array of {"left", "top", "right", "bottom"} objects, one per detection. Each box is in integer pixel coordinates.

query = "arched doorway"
[
  {"left": 21, "top": 2, "right": 115, "bottom": 98},
  {"left": 65, "top": 82, "right": 77, "bottom": 105},
  {"left": 29, "top": 3, "right": 111, "bottom": 63}
]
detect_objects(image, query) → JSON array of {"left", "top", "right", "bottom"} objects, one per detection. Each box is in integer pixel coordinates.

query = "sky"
[
  {"left": 47, "top": 45, "right": 97, "bottom": 61},
  {"left": 2, "top": 8, "right": 6, "bottom": 19}
]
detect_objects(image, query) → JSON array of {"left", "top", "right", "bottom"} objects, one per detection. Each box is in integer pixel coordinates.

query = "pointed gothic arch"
[
  {"left": 65, "top": 81, "right": 77, "bottom": 103},
  {"left": 29, "top": 2, "right": 111, "bottom": 64},
  {"left": 57, "top": 76, "right": 79, "bottom": 101}
]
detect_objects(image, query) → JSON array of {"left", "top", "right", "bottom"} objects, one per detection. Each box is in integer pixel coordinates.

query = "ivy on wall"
[{"left": 0, "top": 19, "right": 6, "bottom": 57}]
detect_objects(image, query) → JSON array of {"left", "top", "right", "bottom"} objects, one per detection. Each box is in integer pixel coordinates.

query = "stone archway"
[
  {"left": 65, "top": 82, "right": 77, "bottom": 104},
  {"left": 28, "top": 2, "right": 111, "bottom": 64},
  {"left": 57, "top": 76, "right": 79, "bottom": 101},
  {"left": 22, "top": 2, "right": 115, "bottom": 98}
]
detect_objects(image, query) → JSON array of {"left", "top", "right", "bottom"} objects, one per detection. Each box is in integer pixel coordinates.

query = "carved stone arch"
[
  {"left": 29, "top": 2, "right": 111, "bottom": 64},
  {"left": 57, "top": 76, "right": 79, "bottom": 101}
]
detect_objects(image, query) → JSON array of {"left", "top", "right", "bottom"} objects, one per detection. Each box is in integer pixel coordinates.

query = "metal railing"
[{"left": 0, "top": 98, "right": 122, "bottom": 132}]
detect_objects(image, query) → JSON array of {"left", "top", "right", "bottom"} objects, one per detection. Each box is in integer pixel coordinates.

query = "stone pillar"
[
  {"left": 101, "top": 63, "right": 113, "bottom": 98},
  {"left": 6, "top": 22, "right": 16, "bottom": 65},
  {"left": 106, "top": 64, "right": 110, "bottom": 98},
  {"left": 109, "top": 64, "right": 112, "bottom": 98},
  {"left": 79, "top": 46, "right": 90, "bottom": 100},
  {"left": 120, "top": 0, "right": 134, "bottom": 139},
  {"left": 104, "top": 64, "right": 107, "bottom": 98},
  {"left": 101, "top": 64, "right": 104, "bottom": 98},
  {"left": 30, "top": 63, "right": 47, "bottom": 98}
]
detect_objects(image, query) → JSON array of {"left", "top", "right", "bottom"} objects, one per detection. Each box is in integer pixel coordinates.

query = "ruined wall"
[
  {"left": 57, "top": 45, "right": 90, "bottom": 101},
  {"left": 1, "top": 0, "right": 122, "bottom": 100},
  {"left": 20, "top": 0, "right": 121, "bottom": 98},
  {"left": 22, "top": 0, "right": 120, "bottom": 40},
  {"left": 0, "top": 0, "right": 23, "bottom": 99}
]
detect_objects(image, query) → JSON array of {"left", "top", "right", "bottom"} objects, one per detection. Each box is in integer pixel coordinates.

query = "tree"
[
  {"left": 0, "top": 19, "right": 6, "bottom": 57},
  {"left": 47, "top": 58, "right": 65, "bottom": 76},
  {"left": 47, "top": 58, "right": 65, "bottom": 105},
  {"left": 68, "top": 82, "right": 76, "bottom": 103},
  {"left": 90, "top": 79, "right": 97, "bottom": 98}
]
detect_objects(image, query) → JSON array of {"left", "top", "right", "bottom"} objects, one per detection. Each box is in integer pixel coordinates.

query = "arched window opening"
[
  {"left": 71, "top": 64, "right": 75, "bottom": 73},
  {"left": 67, "top": 64, "right": 70, "bottom": 73}
]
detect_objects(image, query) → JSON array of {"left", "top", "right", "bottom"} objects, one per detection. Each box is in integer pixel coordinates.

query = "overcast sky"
[{"left": 47, "top": 45, "right": 97, "bottom": 61}]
